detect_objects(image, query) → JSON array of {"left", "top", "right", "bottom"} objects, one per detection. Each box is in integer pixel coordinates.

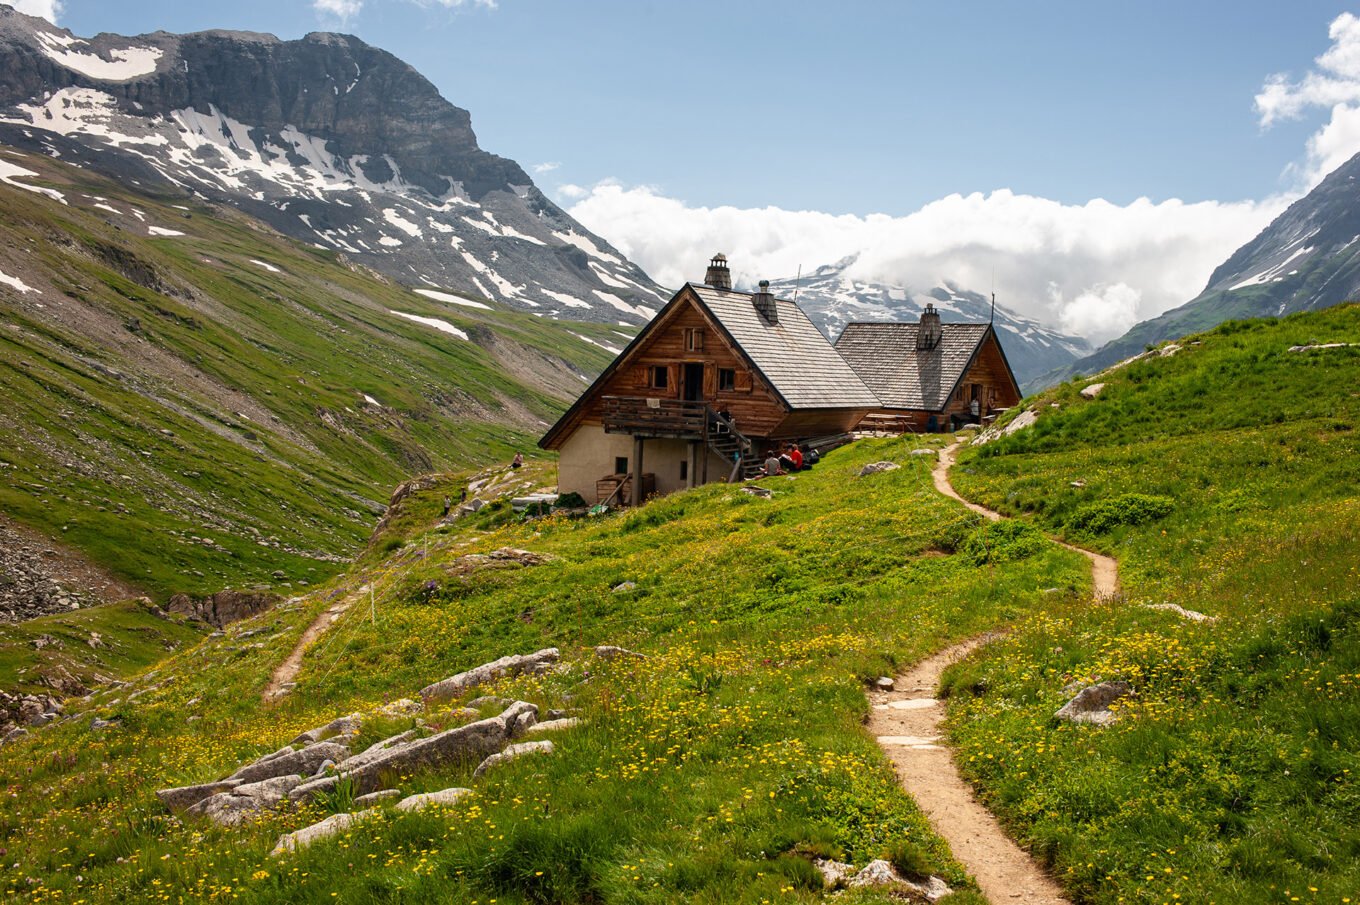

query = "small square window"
[
  {"left": 615, "top": 456, "right": 629, "bottom": 475},
  {"left": 651, "top": 366, "right": 669, "bottom": 388},
  {"left": 718, "top": 368, "right": 736, "bottom": 391},
  {"left": 684, "top": 328, "right": 704, "bottom": 352}
]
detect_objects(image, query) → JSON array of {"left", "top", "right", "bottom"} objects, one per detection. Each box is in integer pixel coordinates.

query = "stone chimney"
[
  {"left": 704, "top": 253, "right": 732, "bottom": 290},
  {"left": 917, "top": 303, "right": 942, "bottom": 350},
  {"left": 752, "top": 279, "right": 778, "bottom": 324}
]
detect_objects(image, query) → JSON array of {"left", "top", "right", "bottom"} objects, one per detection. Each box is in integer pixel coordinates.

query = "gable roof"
[
  {"left": 688, "top": 284, "right": 879, "bottom": 409},
  {"left": 834, "top": 322, "right": 1013, "bottom": 411},
  {"left": 539, "top": 283, "right": 878, "bottom": 449}
]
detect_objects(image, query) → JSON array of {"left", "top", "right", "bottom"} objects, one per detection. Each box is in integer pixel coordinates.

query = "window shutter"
[
  {"left": 634, "top": 365, "right": 649, "bottom": 389},
  {"left": 702, "top": 364, "right": 716, "bottom": 396},
  {"left": 668, "top": 364, "right": 680, "bottom": 397},
  {"left": 734, "top": 370, "right": 752, "bottom": 393}
]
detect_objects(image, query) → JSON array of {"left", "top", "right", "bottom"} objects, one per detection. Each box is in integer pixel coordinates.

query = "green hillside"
[
  {"left": 0, "top": 305, "right": 1356, "bottom": 904},
  {"left": 949, "top": 305, "right": 1360, "bottom": 903},
  {"left": 0, "top": 149, "right": 625, "bottom": 601}
]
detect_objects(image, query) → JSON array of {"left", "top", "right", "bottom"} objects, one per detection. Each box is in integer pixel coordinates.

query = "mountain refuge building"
[
  {"left": 538, "top": 255, "right": 879, "bottom": 505},
  {"left": 539, "top": 255, "right": 1022, "bottom": 504},
  {"left": 834, "top": 305, "right": 1022, "bottom": 433}
]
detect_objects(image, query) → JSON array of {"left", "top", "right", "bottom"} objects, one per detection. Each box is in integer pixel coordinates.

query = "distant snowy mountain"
[
  {"left": 763, "top": 257, "right": 1091, "bottom": 387},
  {"left": 1036, "top": 150, "right": 1360, "bottom": 388},
  {"left": 0, "top": 6, "right": 666, "bottom": 323}
]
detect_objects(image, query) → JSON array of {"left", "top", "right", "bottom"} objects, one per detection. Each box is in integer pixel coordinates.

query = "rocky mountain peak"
[{"left": 0, "top": 14, "right": 665, "bottom": 323}]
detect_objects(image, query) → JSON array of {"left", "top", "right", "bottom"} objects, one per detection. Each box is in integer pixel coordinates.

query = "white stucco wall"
[{"left": 556, "top": 425, "right": 739, "bottom": 502}]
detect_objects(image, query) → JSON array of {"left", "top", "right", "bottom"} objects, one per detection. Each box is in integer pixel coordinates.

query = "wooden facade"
[{"left": 541, "top": 272, "right": 879, "bottom": 505}]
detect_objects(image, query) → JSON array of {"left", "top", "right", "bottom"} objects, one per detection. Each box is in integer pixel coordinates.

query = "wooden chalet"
[
  {"left": 539, "top": 254, "right": 879, "bottom": 505},
  {"left": 833, "top": 304, "right": 1021, "bottom": 432}
]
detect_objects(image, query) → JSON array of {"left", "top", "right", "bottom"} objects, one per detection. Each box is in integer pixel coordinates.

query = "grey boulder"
[
  {"left": 229, "top": 741, "right": 350, "bottom": 784},
  {"left": 419, "top": 649, "right": 560, "bottom": 702},
  {"left": 187, "top": 774, "right": 304, "bottom": 826},
  {"left": 1055, "top": 681, "right": 1133, "bottom": 726},
  {"left": 473, "top": 740, "right": 554, "bottom": 778}
]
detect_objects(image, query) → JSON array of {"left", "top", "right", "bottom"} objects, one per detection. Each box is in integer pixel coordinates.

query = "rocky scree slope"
[
  {"left": 0, "top": 145, "right": 621, "bottom": 614},
  {"left": 1032, "top": 149, "right": 1360, "bottom": 389},
  {"left": 0, "top": 6, "right": 666, "bottom": 323}
]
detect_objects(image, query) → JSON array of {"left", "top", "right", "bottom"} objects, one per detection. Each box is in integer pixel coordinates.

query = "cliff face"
[{"left": 0, "top": 8, "right": 666, "bottom": 322}]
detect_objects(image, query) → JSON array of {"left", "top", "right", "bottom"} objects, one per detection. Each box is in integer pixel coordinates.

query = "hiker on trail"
[
  {"left": 764, "top": 450, "right": 784, "bottom": 477},
  {"left": 441, "top": 496, "right": 451, "bottom": 518},
  {"left": 459, "top": 488, "right": 468, "bottom": 504},
  {"left": 511, "top": 452, "right": 524, "bottom": 470}
]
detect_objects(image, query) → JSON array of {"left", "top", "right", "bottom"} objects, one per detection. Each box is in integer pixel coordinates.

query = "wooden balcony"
[{"left": 601, "top": 396, "right": 709, "bottom": 439}]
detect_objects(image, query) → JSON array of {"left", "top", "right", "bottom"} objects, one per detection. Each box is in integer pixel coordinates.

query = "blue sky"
[
  {"left": 21, "top": 0, "right": 1360, "bottom": 341},
  {"left": 49, "top": 0, "right": 1350, "bottom": 211}
]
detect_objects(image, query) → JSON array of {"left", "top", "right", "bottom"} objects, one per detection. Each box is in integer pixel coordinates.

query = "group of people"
[{"left": 763, "top": 442, "right": 817, "bottom": 477}]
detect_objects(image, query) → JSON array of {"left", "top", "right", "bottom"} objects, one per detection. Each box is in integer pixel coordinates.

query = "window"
[
  {"left": 718, "top": 368, "right": 736, "bottom": 391},
  {"left": 684, "top": 328, "right": 704, "bottom": 352},
  {"left": 615, "top": 456, "right": 629, "bottom": 475},
  {"left": 650, "top": 366, "right": 669, "bottom": 388}
]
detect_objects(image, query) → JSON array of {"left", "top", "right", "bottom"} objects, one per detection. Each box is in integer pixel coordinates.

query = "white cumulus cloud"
[
  {"left": 565, "top": 183, "right": 1283, "bottom": 345},
  {"left": 532, "top": 161, "right": 560, "bottom": 174},
  {"left": 1257, "top": 12, "right": 1360, "bottom": 187},
  {"left": 3, "top": 0, "right": 62, "bottom": 23}
]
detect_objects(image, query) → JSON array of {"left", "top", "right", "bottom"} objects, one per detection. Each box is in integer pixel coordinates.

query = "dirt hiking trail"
[
  {"left": 263, "top": 591, "right": 357, "bottom": 701},
  {"left": 870, "top": 442, "right": 1122, "bottom": 904}
]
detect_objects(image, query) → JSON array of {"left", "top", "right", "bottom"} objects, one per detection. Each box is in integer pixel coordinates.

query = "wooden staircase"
[{"left": 705, "top": 410, "right": 764, "bottom": 481}]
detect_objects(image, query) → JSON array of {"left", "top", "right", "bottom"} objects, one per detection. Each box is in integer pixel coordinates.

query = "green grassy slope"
[
  {"left": 0, "top": 599, "right": 206, "bottom": 696},
  {"left": 0, "top": 149, "right": 625, "bottom": 600},
  {"left": 947, "top": 305, "right": 1360, "bottom": 904},
  {"left": 0, "top": 443, "right": 1087, "bottom": 904}
]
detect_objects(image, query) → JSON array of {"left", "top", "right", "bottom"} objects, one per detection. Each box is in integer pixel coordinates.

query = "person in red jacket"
[{"left": 788, "top": 444, "right": 804, "bottom": 471}]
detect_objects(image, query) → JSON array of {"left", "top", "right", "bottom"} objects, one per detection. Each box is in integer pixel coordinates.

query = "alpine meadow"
[{"left": 2, "top": 5, "right": 1360, "bottom": 905}]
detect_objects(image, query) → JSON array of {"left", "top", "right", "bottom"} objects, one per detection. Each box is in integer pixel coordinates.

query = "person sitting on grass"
[
  {"left": 763, "top": 449, "right": 784, "bottom": 477},
  {"left": 788, "top": 443, "right": 804, "bottom": 472}
]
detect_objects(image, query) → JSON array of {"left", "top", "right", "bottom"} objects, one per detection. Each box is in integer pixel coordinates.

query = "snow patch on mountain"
[
  {"left": 413, "top": 288, "right": 492, "bottom": 310},
  {"left": 389, "top": 310, "right": 469, "bottom": 340},
  {"left": 34, "top": 32, "right": 162, "bottom": 82}
]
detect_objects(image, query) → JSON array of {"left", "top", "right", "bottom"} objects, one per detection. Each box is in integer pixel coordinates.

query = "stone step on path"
[{"left": 869, "top": 636, "right": 1071, "bottom": 905}]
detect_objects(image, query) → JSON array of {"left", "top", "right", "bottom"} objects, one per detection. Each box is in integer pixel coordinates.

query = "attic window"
[
  {"left": 718, "top": 368, "right": 735, "bottom": 391},
  {"left": 684, "top": 328, "right": 704, "bottom": 352},
  {"left": 650, "top": 366, "right": 669, "bottom": 389}
]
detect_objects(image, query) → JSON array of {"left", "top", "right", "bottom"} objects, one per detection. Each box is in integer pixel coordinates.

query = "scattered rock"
[
  {"left": 874, "top": 676, "right": 895, "bottom": 691},
  {"left": 291, "top": 706, "right": 523, "bottom": 802},
  {"left": 1070, "top": 480, "right": 1086, "bottom": 488},
  {"left": 156, "top": 779, "right": 244, "bottom": 812},
  {"left": 1159, "top": 343, "right": 1182, "bottom": 357},
  {"left": 188, "top": 774, "right": 304, "bottom": 826},
  {"left": 524, "top": 718, "right": 580, "bottom": 736},
  {"left": 419, "top": 649, "right": 560, "bottom": 702},
  {"left": 271, "top": 812, "right": 364, "bottom": 856},
  {"left": 859, "top": 461, "right": 901, "bottom": 476},
  {"left": 611, "top": 581, "right": 636, "bottom": 593},
  {"left": 973, "top": 408, "right": 1039, "bottom": 445},
  {"left": 228, "top": 741, "right": 350, "bottom": 784},
  {"left": 1143, "top": 603, "right": 1216, "bottom": 623},
  {"left": 473, "top": 740, "right": 555, "bottom": 778},
  {"left": 813, "top": 858, "right": 855, "bottom": 889},
  {"left": 396, "top": 787, "right": 473, "bottom": 812},
  {"left": 847, "top": 860, "right": 952, "bottom": 900},
  {"left": 1080, "top": 382, "right": 1105, "bottom": 399},
  {"left": 376, "top": 698, "right": 422, "bottom": 717},
  {"left": 353, "top": 789, "right": 402, "bottom": 808},
  {"left": 909, "top": 448, "right": 935, "bottom": 456},
  {"left": 1289, "top": 341, "right": 1355, "bottom": 353},
  {"left": 290, "top": 713, "right": 361, "bottom": 746},
  {"left": 594, "top": 645, "right": 645, "bottom": 661},
  {"left": 466, "top": 696, "right": 513, "bottom": 709},
  {"left": 741, "top": 485, "right": 773, "bottom": 497},
  {"left": 1055, "top": 681, "right": 1133, "bottom": 726},
  {"left": 166, "top": 589, "right": 279, "bottom": 627}
]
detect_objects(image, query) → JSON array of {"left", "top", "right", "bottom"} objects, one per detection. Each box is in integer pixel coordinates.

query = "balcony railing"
[{"left": 601, "top": 396, "right": 710, "bottom": 438}]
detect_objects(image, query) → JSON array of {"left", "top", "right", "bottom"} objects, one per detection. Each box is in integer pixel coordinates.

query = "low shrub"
[
  {"left": 1066, "top": 493, "right": 1173, "bottom": 535},
  {"left": 960, "top": 520, "right": 1048, "bottom": 564}
]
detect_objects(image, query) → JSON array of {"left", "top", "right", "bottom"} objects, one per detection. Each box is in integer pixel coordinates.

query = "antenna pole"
[
  {"left": 792, "top": 265, "right": 803, "bottom": 304},
  {"left": 990, "top": 291, "right": 996, "bottom": 324}
]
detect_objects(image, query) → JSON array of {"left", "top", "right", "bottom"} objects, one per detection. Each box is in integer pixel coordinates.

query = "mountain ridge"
[
  {"left": 1030, "top": 150, "right": 1360, "bottom": 389},
  {"left": 0, "top": 6, "right": 668, "bottom": 324}
]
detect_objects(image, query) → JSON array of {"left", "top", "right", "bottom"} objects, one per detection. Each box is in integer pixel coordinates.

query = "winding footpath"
[{"left": 870, "top": 443, "right": 1120, "bottom": 905}]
